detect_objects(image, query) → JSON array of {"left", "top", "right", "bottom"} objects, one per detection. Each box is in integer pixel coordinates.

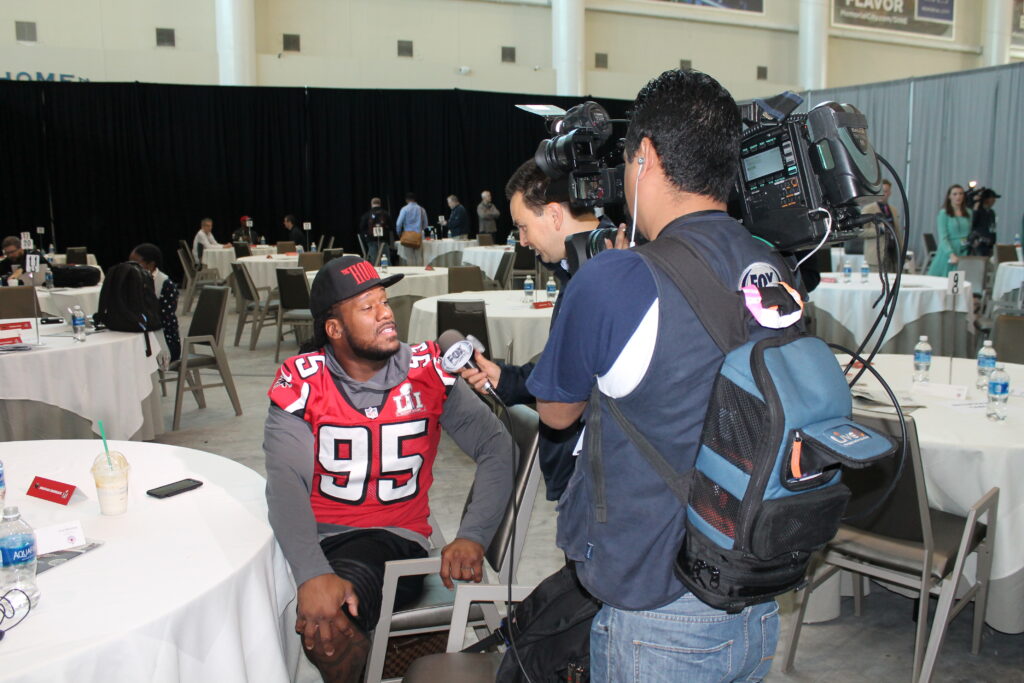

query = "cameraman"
[
  {"left": 526, "top": 69, "right": 783, "bottom": 680},
  {"left": 968, "top": 189, "right": 999, "bottom": 257},
  {"left": 457, "top": 158, "right": 622, "bottom": 501},
  {"left": 358, "top": 197, "right": 392, "bottom": 265}
]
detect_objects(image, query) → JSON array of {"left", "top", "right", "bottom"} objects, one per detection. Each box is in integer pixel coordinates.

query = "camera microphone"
[{"left": 438, "top": 329, "right": 497, "bottom": 398}]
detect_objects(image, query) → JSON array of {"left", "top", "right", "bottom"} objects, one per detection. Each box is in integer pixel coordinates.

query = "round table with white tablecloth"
[
  {"left": 237, "top": 254, "right": 299, "bottom": 291},
  {"left": 407, "top": 290, "right": 553, "bottom": 364},
  {"left": 397, "top": 238, "right": 477, "bottom": 267},
  {"left": 35, "top": 285, "right": 103, "bottom": 317},
  {"left": 992, "top": 261, "right": 1023, "bottom": 301},
  {"left": 462, "top": 246, "right": 514, "bottom": 280},
  {"left": 0, "top": 325, "right": 162, "bottom": 441},
  {"left": 201, "top": 245, "right": 274, "bottom": 277},
  {"left": 807, "top": 354, "right": 1024, "bottom": 633},
  {"left": 0, "top": 440, "right": 307, "bottom": 683},
  {"left": 305, "top": 266, "right": 448, "bottom": 299},
  {"left": 809, "top": 273, "right": 975, "bottom": 357}
]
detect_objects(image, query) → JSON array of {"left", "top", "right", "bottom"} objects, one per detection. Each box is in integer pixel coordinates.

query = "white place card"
[
  {"left": 35, "top": 520, "right": 87, "bottom": 555},
  {"left": 911, "top": 382, "right": 968, "bottom": 401}
]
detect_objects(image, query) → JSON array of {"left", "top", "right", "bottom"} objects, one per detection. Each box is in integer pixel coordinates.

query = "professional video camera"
[{"left": 733, "top": 93, "right": 884, "bottom": 251}]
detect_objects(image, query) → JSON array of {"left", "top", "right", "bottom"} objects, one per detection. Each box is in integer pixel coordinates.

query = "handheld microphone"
[{"left": 438, "top": 329, "right": 497, "bottom": 397}]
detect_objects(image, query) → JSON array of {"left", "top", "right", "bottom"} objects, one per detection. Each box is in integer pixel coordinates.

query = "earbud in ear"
[{"left": 638, "top": 157, "right": 645, "bottom": 165}]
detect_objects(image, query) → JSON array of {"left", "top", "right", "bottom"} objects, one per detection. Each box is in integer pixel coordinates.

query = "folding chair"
[
  {"left": 276, "top": 241, "right": 296, "bottom": 254},
  {"left": 992, "top": 314, "right": 1024, "bottom": 364},
  {"left": 298, "top": 252, "right": 324, "bottom": 272},
  {"left": 274, "top": 268, "right": 313, "bottom": 362},
  {"left": 364, "top": 404, "right": 542, "bottom": 683},
  {"left": 233, "top": 242, "right": 253, "bottom": 258},
  {"left": 316, "top": 234, "right": 326, "bottom": 253},
  {"left": 510, "top": 244, "right": 535, "bottom": 288},
  {"left": 921, "top": 233, "right": 938, "bottom": 274},
  {"left": 447, "top": 266, "right": 483, "bottom": 293},
  {"left": 489, "top": 252, "right": 514, "bottom": 290},
  {"left": 782, "top": 410, "right": 998, "bottom": 683},
  {"left": 476, "top": 234, "right": 494, "bottom": 247},
  {"left": 65, "top": 247, "right": 88, "bottom": 265},
  {"left": 162, "top": 286, "right": 243, "bottom": 431},
  {"left": 324, "top": 236, "right": 335, "bottom": 251},
  {"left": 388, "top": 294, "right": 423, "bottom": 343},
  {"left": 177, "top": 248, "right": 222, "bottom": 315},
  {"left": 994, "top": 244, "right": 1018, "bottom": 265},
  {"left": 436, "top": 299, "right": 490, "bottom": 357},
  {"left": 0, "top": 286, "right": 40, "bottom": 318},
  {"left": 230, "top": 262, "right": 278, "bottom": 349},
  {"left": 323, "top": 248, "right": 344, "bottom": 261}
]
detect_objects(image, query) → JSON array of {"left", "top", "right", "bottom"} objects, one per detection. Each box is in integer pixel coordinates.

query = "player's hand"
[
  {"left": 457, "top": 350, "right": 500, "bottom": 395},
  {"left": 296, "top": 574, "right": 359, "bottom": 656},
  {"left": 604, "top": 224, "right": 630, "bottom": 250},
  {"left": 440, "top": 538, "right": 485, "bottom": 589},
  {"left": 949, "top": 254, "right": 959, "bottom": 264}
]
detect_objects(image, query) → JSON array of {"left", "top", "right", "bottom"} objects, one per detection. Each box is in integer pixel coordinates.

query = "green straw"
[{"left": 98, "top": 420, "right": 113, "bottom": 470}]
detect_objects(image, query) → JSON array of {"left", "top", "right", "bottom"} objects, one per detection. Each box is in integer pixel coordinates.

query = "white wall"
[{"left": 0, "top": 0, "right": 1001, "bottom": 100}]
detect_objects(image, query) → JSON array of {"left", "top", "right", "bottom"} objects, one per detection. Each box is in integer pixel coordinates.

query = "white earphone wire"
[{"left": 629, "top": 158, "right": 643, "bottom": 247}]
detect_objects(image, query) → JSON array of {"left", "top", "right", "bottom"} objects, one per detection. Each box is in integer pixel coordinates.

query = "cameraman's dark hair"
[
  {"left": 405, "top": 193, "right": 417, "bottom": 202},
  {"left": 299, "top": 304, "right": 336, "bottom": 354},
  {"left": 130, "top": 243, "right": 163, "bottom": 269},
  {"left": 504, "top": 159, "right": 592, "bottom": 219},
  {"left": 624, "top": 69, "right": 741, "bottom": 203}
]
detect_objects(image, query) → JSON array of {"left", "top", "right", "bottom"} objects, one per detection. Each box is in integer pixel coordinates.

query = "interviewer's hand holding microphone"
[{"left": 459, "top": 351, "right": 501, "bottom": 395}]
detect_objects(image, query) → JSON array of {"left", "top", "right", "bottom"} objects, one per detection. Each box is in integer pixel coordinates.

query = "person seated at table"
[
  {"left": 456, "top": 158, "right": 621, "bottom": 502},
  {"left": 129, "top": 243, "right": 180, "bottom": 363},
  {"left": 192, "top": 217, "right": 226, "bottom": 263},
  {"left": 264, "top": 255, "right": 513, "bottom": 683},
  {"left": 928, "top": 184, "right": 973, "bottom": 277},
  {"left": 284, "top": 214, "right": 305, "bottom": 248},
  {"left": 443, "top": 195, "right": 468, "bottom": 238},
  {"left": 0, "top": 236, "right": 46, "bottom": 286},
  {"left": 231, "top": 215, "right": 261, "bottom": 245}
]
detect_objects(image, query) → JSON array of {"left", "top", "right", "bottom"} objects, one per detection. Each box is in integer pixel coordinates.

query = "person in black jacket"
[
  {"left": 456, "top": 159, "right": 623, "bottom": 500},
  {"left": 284, "top": 214, "right": 306, "bottom": 249},
  {"left": 443, "top": 195, "right": 469, "bottom": 238},
  {"left": 358, "top": 198, "right": 393, "bottom": 264}
]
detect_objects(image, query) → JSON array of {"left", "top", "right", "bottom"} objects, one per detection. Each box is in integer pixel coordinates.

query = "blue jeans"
[{"left": 591, "top": 593, "right": 779, "bottom": 683}]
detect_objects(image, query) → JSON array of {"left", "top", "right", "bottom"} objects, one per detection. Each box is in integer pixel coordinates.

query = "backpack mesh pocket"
[
  {"left": 690, "top": 470, "right": 742, "bottom": 541},
  {"left": 701, "top": 376, "right": 766, "bottom": 476}
]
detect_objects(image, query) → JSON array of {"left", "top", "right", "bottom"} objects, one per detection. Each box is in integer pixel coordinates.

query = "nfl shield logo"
[{"left": 364, "top": 406, "right": 379, "bottom": 419}]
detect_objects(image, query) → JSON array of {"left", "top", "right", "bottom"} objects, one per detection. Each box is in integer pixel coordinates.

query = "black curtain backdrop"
[{"left": 0, "top": 81, "right": 630, "bottom": 279}]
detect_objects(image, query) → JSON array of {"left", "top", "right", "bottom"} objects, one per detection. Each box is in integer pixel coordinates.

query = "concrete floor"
[{"left": 154, "top": 307, "right": 1024, "bottom": 682}]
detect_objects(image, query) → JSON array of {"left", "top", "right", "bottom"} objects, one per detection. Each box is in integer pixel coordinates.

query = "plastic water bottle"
[
  {"left": 44, "top": 270, "right": 53, "bottom": 289},
  {"left": 546, "top": 276, "right": 557, "bottom": 300},
  {"left": 842, "top": 261, "right": 852, "bottom": 284},
  {"left": 47, "top": 244, "right": 54, "bottom": 257},
  {"left": 507, "top": 232, "right": 516, "bottom": 247},
  {"left": 379, "top": 252, "right": 390, "bottom": 273},
  {"left": 296, "top": 244, "right": 304, "bottom": 254},
  {"left": 310, "top": 243, "right": 317, "bottom": 253},
  {"left": 1015, "top": 234, "right": 1021, "bottom": 247},
  {"left": 976, "top": 340, "right": 998, "bottom": 391},
  {"left": 912, "top": 336, "right": 932, "bottom": 384},
  {"left": 523, "top": 275, "right": 535, "bottom": 303},
  {"left": 986, "top": 364, "right": 1010, "bottom": 421},
  {"left": 71, "top": 305, "right": 86, "bottom": 342},
  {"left": 859, "top": 263, "right": 870, "bottom": 284},
  {"left": 0, "top": 507, "right": 40, "bottom": 608},
  {"left": 259, "top": 235, "right": 266, "bottom": 245},
  {"left": 0, "top": 461, "right": 6, "bottom": 508}
]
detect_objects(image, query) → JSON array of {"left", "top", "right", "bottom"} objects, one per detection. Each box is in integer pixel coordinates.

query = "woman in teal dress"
[{"left": 928, "top": 184, "right": 973, "bottom": 276}]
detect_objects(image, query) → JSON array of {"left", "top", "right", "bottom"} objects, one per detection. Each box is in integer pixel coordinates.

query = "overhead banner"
[
  {"left": 832, "top": 0, "right": 955, "bottom": 39},
  {"left": 654, "top": 0, "right": 764, "bottom": 12},
  {"left": 1013, "top": 0, "right": 1024, "bottom": 48}
]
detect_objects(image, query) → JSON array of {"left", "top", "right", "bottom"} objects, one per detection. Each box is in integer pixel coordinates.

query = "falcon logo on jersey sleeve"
[{"left": 273, "top": 368, "right": 293, "bottom": 389}]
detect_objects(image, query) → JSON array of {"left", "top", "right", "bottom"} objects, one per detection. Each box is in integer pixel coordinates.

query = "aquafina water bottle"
[
  {"left": 976, "top": 340, "right": 997, "bottom": 391},
  {"left": 0, "top": 507, "right": 40, "bottom": 608},
  {"left": 912, "top": 336, "right": 932, "bottom": 384},
  {"left": 986, "top": 364, "right": 1010, "bottom": 422},
  {"left": 379, "top": 252, "right": 390, "bottom": 273},
  {"left": 860, "top": 263, "right": 870, "bottom": 284},
  {"left": 71, "top": 305, "right": 86, "bottom": 342},
  {"left": 842, "top": 261, "right": 852, "bottom": 284},
  {"left": 507, "top": 232, "right": 516, "bottom": 247},
  {"left": 546, "top": 276, "right": 557, "bottom": 300},
  {"left": 523, "top": 274, "right": 535, "bottom": 303}
]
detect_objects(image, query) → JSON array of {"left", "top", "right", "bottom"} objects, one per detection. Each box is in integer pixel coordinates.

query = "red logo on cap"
[{"left": 342, "top": 262, "right": 378, "bottom": 284}]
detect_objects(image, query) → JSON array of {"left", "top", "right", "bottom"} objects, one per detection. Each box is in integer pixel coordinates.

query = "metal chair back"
[
  {"left": 276, "top": 268, "right": 311, "bottom": 311},
  {"left": 324, "top": 236, "right": 335, "bottom": 250},
  {"left": 232, "top": 242, "right": 252, "bottom": 258},
  {"left": 276, "top": 241, "right": 296, "bottom": 254},
  {"left": 436, "top": 299, "right": 490, "bottom": 354},
  {"left": 477, "top": 234, "right": 494, "bottom": 246},
  {"left": 993, "top": 314, "right": 1024, "bottom": 364},
  {"left": 0, "top": 286, "right": 40, "bottom": 318},
  {"left": 995, "top": 244, "right": 1018, "bottom": 265},
  {"left": 323, "top": 248, "right": 344, "bottom": 261},
  {"left": 66, "top": 247, "right": 88, "bottom": 265},
  {"left": 388, "top": 294, "right": 423, "bottom": 343},
  {"left": 957, "top": 255, "right": 989, "bottom": 294},
  {"left": 512, "top": 243, "right": 535, "bottom": 270},
  {"left": 188, "top": 285, "right": 230, "bottom": 344},
  {"left": 230, "top": 262, "right": 259, "bottom": 303},
  {"left": 298, "top": 252, "right": 324, "bottom": 272},
  {"left": 493, "top": 251, "right": 514, "bottom": 289},
  {"left": 447, "top": 266, "right": 483, "bottom": 293}
]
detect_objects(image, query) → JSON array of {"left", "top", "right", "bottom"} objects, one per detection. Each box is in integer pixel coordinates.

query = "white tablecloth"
[
  {"left": 462, "top": 246, "right": 514, "bottom": 280},
  {"left": 397, "top": 238, "right": 477, "bottom": 267},
  {"left": 843, "top": 354, "right": 1024, "bottom": 633},
  {"left": 36, "top": 285, "right": 103, "bottom": 317},
  {"left": 0, "top": 326, "right": 161, "bottom": 440},
  {"left": 408, "top": 290, "right": 554, "bottom": 363},
  {"left": 51, "top": 253, "right": 98, "bottom": 267},
  {"left": 305, "top": 266, "right": 448, "bottom": 299},
  {"left": 201, "top": 245, "right": 274, "bottom": 277},
  {"left": 237, "top": 254, "right": 299, "bottom": 291},
  {"left": 810, "top": 273, "right": 974, "bottom": 356},
  {"left": 0, "top": 440, "right": 306, "bottom": 683},
  {"left": 992, "top": 262, "right": 1023, "bottom": 301}
]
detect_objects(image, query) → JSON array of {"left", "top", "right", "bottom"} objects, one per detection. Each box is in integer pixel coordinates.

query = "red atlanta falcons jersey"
[{"left": 268, "top": 342, "right": 456, "bottom": 538}]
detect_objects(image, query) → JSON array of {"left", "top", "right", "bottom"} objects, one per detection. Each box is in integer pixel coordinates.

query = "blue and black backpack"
[{"left": 601, "top": 236, "right": 898, "bottom": 613}]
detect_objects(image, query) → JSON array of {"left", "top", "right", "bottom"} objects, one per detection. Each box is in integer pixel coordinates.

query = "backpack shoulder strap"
[{"left": 636, "top": 236, "right": 747, "bottom": 353}]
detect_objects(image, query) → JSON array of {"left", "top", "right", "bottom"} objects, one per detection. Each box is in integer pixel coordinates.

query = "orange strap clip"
[{"left": 790, "top": 435, "right": 804, "bottom": 479}]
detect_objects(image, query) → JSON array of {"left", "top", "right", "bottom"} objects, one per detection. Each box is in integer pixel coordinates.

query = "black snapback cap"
[{"left": 310, "top": 255, "right": 404, "bottom": 317}]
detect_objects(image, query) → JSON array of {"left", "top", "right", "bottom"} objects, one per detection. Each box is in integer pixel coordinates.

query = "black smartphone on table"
[{"left": 146, "top": 478, "right": 203, "bottom": 499}]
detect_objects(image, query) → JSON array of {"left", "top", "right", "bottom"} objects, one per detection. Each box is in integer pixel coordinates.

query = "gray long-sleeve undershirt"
[{"left": 264, "top": 344, "right": 514, "bottom": 587}]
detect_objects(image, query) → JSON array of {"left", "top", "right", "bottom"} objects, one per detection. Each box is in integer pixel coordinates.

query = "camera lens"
[{"left": 535, "top": 129, "right": 591, "bottom": 179}]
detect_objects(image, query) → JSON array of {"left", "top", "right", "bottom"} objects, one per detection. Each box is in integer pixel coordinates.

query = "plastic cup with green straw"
[{"left": 98, "top": 420, "right": 114, "bottom": 470}]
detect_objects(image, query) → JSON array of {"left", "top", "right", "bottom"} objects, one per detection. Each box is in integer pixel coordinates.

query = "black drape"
[{"left": 0, "top": 81, "right": 629, "bottom": 279}]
